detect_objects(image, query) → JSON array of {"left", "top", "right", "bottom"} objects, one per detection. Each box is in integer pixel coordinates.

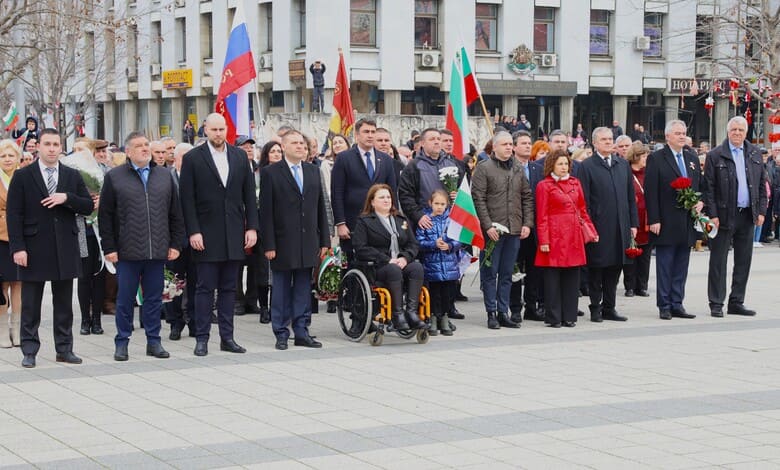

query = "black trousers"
[
  {"left": 588, "top": 265, "right": 622, "bottom": 313},
  {"left": 375, "top": 262, "right": 424, "bottom": 313},
  {"left": 21, "top": 280, "right": 75, "bottom": 356},
  {"left": 622, "top": 243, "right": 652, "bottom": 292},
  {"left": 194, "top": 261, "right": 239, "bottom": 341},
  {"left": 164, "top": 245, "right": 197, "bottom": 330},
  {"left": 428, "top": 280, "right": 455, "bottom": 317},
  {"left": 543, "top": 267, "right": 580, "bottom": 324},
  {"left": 509, "top": 233, "right": 542, "bottom": 314},
  {"left": 77, "top": 235, "right": 105, "bottom": 318},
  {"left": 708, "top": 209, "right": 755, "bottom": 308},
  {"left": 236, "top": 252, "right": 259, "bottom": 307}
]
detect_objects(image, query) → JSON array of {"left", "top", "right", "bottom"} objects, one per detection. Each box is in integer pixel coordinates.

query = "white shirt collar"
[
  {"left": 38, "top": 158, "right": 58, "bottom": 173},
  {"left": 207, "top": 141, "right": 227, "bottom": 155}
]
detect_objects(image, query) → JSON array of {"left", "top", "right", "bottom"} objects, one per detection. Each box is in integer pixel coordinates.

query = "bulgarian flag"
[
  {"left": 3, "top": 102, "right": 19, "bottom": 132},
  {"left": 460, "top": 47, "right": 481, "bottom": 105},
  {"left": 447, "top": 178, "right": 484, "bottom": 249},
  {"left": 14, "top": 129, "right": 28, "bottom": 147},
  {"left": 445, "top": 56, "right": 469, "bottom": 159}
]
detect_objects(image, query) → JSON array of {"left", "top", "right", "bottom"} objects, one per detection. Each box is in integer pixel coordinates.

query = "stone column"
[
  {"left": 713, "top": 99, "right": 729, "bottom": 144},
  {"left": 382, "top": 90, "right": 401, "bottom": 115},
  {"left": 664, "top": 96, "right": 679, "bottom": 125},
  {"left": 195, "top": 96, "right": 210, "bottom": 123},
  {"left": 560, "top": 96, "right": 574, "bottom": 133},
  {"left": 171, "top": 97, "right": 185, "bottom": 142},
  {"left": 83, "top": 102, "right": 97, "bottom": 139},
  {"left": 103, "top": 101, "right": 116, "bottom": 144},
  {"left": 502, "top": 95, "right": 517, "bottom": 119},
  {"left": 612, "top": 95, "right": 628, "bottom": 128},
  {"left": 147, "top": 99, "right": 161, "bottom": 140},
  {"left": 284, "top": 90, "right": 301, "bottom": 113},
  {"left": 123, "top": 101, "right": 137, "bottom": 144}
]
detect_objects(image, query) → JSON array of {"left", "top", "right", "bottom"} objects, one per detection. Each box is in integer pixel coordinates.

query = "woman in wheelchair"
[{"left": 351, "top": 184, "right": 428, "bottom": 331}]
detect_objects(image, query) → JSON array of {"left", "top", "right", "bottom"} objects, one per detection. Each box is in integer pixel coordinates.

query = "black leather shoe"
[
  {"left": 220, "top": 339, "right": 246, "bottom": 353},
  {"left": 326, "top": 301, "right": 337, "bottom": 313},
  {"left": 455, "top": 293, "right": 468, "bottom": 302},
  {"left": 563, "top": 321, "right": 576, "bottom": 328},
  {"left": 577, "top": 310, "right": 585, "bottom": 317},
  {"left": 169, "top": 325, "right": 182, "bottom": 341},
  {"left": 233, "top": 303, "right": 245, "bottom": 316},
  {"left": 727, "top": 304, "right": 756, "bottom": 316},
  {"left": 523, "top": 310, "right": 545, "bottom": 321},
  {"left": 275, "top": 338, "right": 288, "bottom": 350},
  {"left": 711, "top": 308, "right": 724, "bottom": 318},
  {"left": 80, "top": 319, "right": 91, "bottom": 335},
  {"left": 146, "top": 343, "right": 170, "bottom": 358},
  {"left": 498, "top": 312, "right": 520, "bottom": 328},
  {"left": 259, "top": 307, "right": 271, "bottom": 324},
  {"left": 547, "top": 322, "right": 562, "bottom": 328},
  {"left": 624, "top": 289, "right": 635, "bottom": 297},
  {"left": 56, "top": 352, "right": 83, "bottom": 364},
  {"left": 659, "top": 310, "right": 672, "bottom": 320},
  {"left": 510, "top": 312, "right": 522, "bottom": 324},
  {"left": 244, "top": 304, "right": 261, "bottom": 314},
  {"left": 590, "top": 314, "right": 603, "bottom": 323},
  {"left": 635, "top": 290, "right": 650, "bottom": 297},
  {"left": 448, "top": 307, "right": 465, "bottom": 320},
  {"left": 114, "top": 344, "right": 129, "bottom": 361},
  {"left": 671, "top": 307, "right": 696, "bottom": 319},
  {"left": 21, "top": 354, "right": 35, "bottom": 368},
  {"left": 487, "top": 312, "right": 500, "bottom": 329},
  {"left": 294, "top": 336, "right": 322, "bottom": 348},
  {"left": 194, "top": 341, "right": 208, "bottom": 356},
  {"left": 602, "top": 312, "right": 628, "bottom": 321}
]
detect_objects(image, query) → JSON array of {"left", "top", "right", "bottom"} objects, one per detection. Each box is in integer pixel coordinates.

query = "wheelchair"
[{"left": 336, "top": 263, "right": 431, "bottom": 346}]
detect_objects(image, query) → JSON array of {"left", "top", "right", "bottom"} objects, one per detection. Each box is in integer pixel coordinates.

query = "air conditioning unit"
[
  {"left": 644, "top": 90, "right": 662, "bottom": 107},
  {"left": 694, "top": 62, "right": 711, "bottom": 76},
  {"left": 259, "top": 53, "right": 273, "bottom": 69},
  {"left": 635, "top": 35, "right": 651, "bottom": 51},
  {"left": 150, "top": 63, "right": 161, "bottom": 75},
  {"left": 174, "top": 0, "right": 185, "bottom": 8},
  {"left": 419, "top": 51, "right": 440, "bottom": 68},
  {"left": 539, "top": 53, "right": 557, "bottom": 68}
]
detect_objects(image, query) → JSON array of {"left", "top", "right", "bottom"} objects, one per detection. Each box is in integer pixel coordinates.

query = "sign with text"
[
  {"left": 163, "top": 69, "right": 193, "bottom": 89},
  {"left": 669, "top": 78, "right": 727, "bottom": 95}
]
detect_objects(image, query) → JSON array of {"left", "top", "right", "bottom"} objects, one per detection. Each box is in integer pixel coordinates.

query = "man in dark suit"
[
  {"left": 6, "top": 128, "right": 94, "bottom": 368},
  {"left": 644, "top": 120, "right": 701, "bottom": 320},
  {"left": 260, "top": 130, "right": 330, "bottom": 350},
  {"left": 331, "top": 118, "right": 397, "bottom": 260},
  {"left": 703, "top": 116, "right": 767, "bottom": 317},
  {"left": 179, "top": 113, "right": 258, "bottom": 356},
  {"left": 579, "top": 127, "right": 638, "bottom": 323}
]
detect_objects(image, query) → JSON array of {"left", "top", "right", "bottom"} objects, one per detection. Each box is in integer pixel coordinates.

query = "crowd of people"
[{"left": 1, "top": 111, "right": 778, "bottom": 368}]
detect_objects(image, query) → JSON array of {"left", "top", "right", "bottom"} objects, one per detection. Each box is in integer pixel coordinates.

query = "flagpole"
[{"left": 478, "top": 94, "right": 493, "bottom": 138}]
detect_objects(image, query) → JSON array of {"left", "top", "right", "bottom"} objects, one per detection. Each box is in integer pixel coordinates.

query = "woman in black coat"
[{"left": 351, "top": 184, "right": 428, "bottom": 331}]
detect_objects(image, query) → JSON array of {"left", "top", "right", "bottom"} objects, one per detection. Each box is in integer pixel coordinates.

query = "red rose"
[
  {"left": 625, "top": 247, "right": 643, "bottom": 259},
  {"left": 670, "top": 177, "right": 692, "bottom": 190}
]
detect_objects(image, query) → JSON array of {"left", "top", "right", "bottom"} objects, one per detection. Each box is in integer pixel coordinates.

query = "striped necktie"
[{"left": 45, "top": 167, "right": 57, "bottom": 195}]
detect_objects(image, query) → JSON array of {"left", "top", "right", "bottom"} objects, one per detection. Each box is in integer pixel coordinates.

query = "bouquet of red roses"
[
  {"left": 625, "top": 237, "right": 643, "bottom": 259},
  {"left": 670, "top": 177, "right": 717, "bottom": 239}
]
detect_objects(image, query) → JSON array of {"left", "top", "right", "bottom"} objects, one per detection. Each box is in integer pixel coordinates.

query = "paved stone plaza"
[{"left": 2, "top": 246, "right": 780, "bottom": 469}]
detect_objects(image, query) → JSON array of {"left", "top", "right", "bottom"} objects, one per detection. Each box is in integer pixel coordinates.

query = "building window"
[
  {"left": 350, "top": 0, "right": 376, "bottom": 47},
  {"left": 151, "top": 21, "right": 162, "bottom": 64},
  {"left": 475, "top": 4, "right": 497, "bottom": 51},
  {"left": 85, "top": 32, "right": 96, "bottom": 71},
  {"left": 414, "top": 0, "right": 438, "bottom": 48},
  {"left": 695, "top": 16, "right": 713, "bottom": 59},
  {"left": 200, "top": 14, "right": 212, "bottom": 59},
  {"left": 266, "top": 4, "right": 273, "bottom": 51},
  {"left": 299, "top": 0, "right": 306, "bottom": 47},
  {"left": 175, "top": 18, "right": 186, "bottom": 63},
  {"left": 589, "top": 10, "right": 609, "bottom": 56},
  {"left": 644, "top": 13, "right": 663, "bottom": 58},
  {"left": 533, "top": 7, "right": 555, "bottom": 53}
]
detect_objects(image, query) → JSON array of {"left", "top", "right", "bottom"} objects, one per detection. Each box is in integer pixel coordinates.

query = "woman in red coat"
[
  {"left": 535, "top": 150, "right": 598, "bottom": 327},
  {"left": 623, "top": 142, "right": 651, "bottom": 297}
]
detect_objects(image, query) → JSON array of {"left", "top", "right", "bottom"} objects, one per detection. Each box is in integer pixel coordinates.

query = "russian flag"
[{"left": 215, "top": 5, "right": 256, "bottom": 144}]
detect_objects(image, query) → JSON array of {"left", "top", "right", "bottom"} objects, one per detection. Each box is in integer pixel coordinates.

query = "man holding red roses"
[
  {"left": 703, "top": 116, "right": 767, "bottom": 318},
  {"left": 645, "top": 120, "right": 702, "bottom": 320}
]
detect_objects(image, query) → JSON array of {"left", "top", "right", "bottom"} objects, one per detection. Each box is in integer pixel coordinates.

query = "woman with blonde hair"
[{"left": 0, "top": 140, "right": 22, "bottom": 347}]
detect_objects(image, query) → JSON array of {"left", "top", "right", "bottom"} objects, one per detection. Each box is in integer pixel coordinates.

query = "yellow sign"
[
  {"left": 188, "top": 114, "right": 198, "bottom": 127},
  {"left": 163, "top": 69, "right": 193, "bottom": 89},
  {"left": 160, "top": 125, "right": 170, "bottom": 136}
]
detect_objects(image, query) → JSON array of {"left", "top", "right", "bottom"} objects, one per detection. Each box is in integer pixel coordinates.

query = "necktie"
[
  {"left": 604, "top": 156, "right": 611, "bottom": 167},
  {"left": 676, "top": 152, "right": 687, "bottom": 177},
  {"left": 292, "top": 165, "right": 303, "bottom": 193},
  {"left": 45, "top": 167, "right": 56, "bottom": 195},
  {"left": 734, "top": 147, "right": 749, "bottom": 207},
  {"left": 365, "top": 151, "right": 375, "bottom": 180},
  {"left": 522, "top": 163, "right": 529, "bottom": 181}
]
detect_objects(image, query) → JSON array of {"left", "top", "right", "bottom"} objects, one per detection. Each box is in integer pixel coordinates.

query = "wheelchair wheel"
[
  {"left": 416, "top": 329, "right": 430, "bottom": 344},
  {"left": 337, "top": 269, "right": 372, "bottom": 342},
  {"left": 369, "top": 330, "right": 384, "bottom": 347}
]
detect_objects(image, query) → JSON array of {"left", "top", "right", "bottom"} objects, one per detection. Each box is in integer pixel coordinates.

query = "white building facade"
[{"left": 79, "top": 0, "right": 770, "bottom": 147}]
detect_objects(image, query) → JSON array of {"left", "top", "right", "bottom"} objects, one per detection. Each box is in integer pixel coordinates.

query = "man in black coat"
[
  {"left": 7, "top": 129, "right": 94, "bottom": 368},
  {"left": 179, "top": 113, "right": 259, "bottom": 356},
  {"left": 99, "top": 131, "right": 185, "bottom": 361},
  {"left": 331, "top": 118, "right": 397, "bottom": 260},
  {"left": 260, "top": 130, "right": 330, "bottom": 350},
  {"left": 703, "top": 116, "right": 767, "bottom": 317},
  {"left": 644, "top": 120, "right": 701, "bottom": 320},
  {"left": 579, "top": 127, "right": 638, "bottom": 323}
]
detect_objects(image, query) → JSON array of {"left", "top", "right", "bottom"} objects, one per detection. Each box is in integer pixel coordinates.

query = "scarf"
[
  {"left": 0, "top": 168, "right": 13, "bottom": 189},
  {"left": 550, "top": 173, "right": 570, "bottom": 182},
  {"left": 377, "top": 214, "right": 400, "bottom": 259}
]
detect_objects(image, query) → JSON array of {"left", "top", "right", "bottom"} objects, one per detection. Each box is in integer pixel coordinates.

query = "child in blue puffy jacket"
[{"left": 416, "top": 190, "right": 463, "bottom": 336}]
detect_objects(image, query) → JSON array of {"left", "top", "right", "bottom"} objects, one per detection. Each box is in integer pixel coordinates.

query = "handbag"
[{"left": 561, "top": 187, "right": 599, "bottom": 244}]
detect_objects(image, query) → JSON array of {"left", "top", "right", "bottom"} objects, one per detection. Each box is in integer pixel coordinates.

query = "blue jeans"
[
  {"left": 480, "top": 235, "right": 521, "bottom": 314},
  {"left": 115, "top": 260, "right": 165, "bottom": 346}
]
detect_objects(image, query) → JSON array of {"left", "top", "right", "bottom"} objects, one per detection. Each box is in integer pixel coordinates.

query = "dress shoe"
[
  {"left": 497, "top": 312, "right": 520, "bottom": 328},
  {"left": 563, "top": 321, "right": 576, "bottom": 328},
  {"left": 448, "top": 307, "right": 465, "bottom": 320},
  {"left": 455, "top": 293, "right": 468, "bottom": 302},
  {"left": 590, "top": 314, "right": 603, "bottom": 323},
  {"left": 487, "top": 312, "right": 500, "bottom": 329},
  {"left": 194, "top": 341, "right": 208, "bottom": 356},
  {"left": 727, "top": 304, "right": 757, "bottom": 316},
  {"left": 624, "top": 289, "right": 635, "bottom": 297},
  {"left": 244, "top": 304, "right": 261, "bottom": 314},
  {"left": 659, "top": 310, "right": 672, "bottom": 320},
  {"left": 577, "top": 310, "right": 585, "bottom": 317},
  {"left": 146, "top": 343, "right": 170, "bottom": 358},
  {"left": 220, "top": 339, "right": 247, "bottom": 353},
  {"left": 326, "top": 300, "right": 337, "bottom": 313},
  {"left": 79, "top": 318, "right": 91, "bottom": 335},
  {"left": 547, "top": 322, "right": 562, "bottom": 328},
  {"left": 275, "top": 338, "right": 288, "bottom": 350},
  {"left": 169, "top": 325, "right": 182, "bottom": 341},
  {"left": 56, "top": 352, "right": 83, "bottom": 364},
  {"left": 635, "top": 289, "right": 650, "bottom": 297},
  {"left": 406, "top": 313, "right": 429, "bottom": 330},
  {"left": 523, "top": 310, "right": 545, "bottom": 321},
  {"left": 90, "top": 314, "right": 104, "bottom": 335},
  {"left": 233, "top": 303, "right": 246, "bottom": 316},
  {"left": 510, "top": 312, "right": 523, "bottom": 324},
  {"left": 114, "top": 344, "right": 129, "bottom": 361},
  {"left": 21, "top": 354, "right": 36, "bottom": 368},
  {"left": 711, "top": 308, "right": 724, "bottom": 318},
  {"left": 671, "top": 307, "right": 696, "bottom": 319},
  {"left": 259, "top": 306, "right": 271, "bottom": 324},
  {"left": 602, "top": 311, "right": 628, "bottom": 321},
  {"left": 294, "top": 336, "right": 322, "bottom": 348}
]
